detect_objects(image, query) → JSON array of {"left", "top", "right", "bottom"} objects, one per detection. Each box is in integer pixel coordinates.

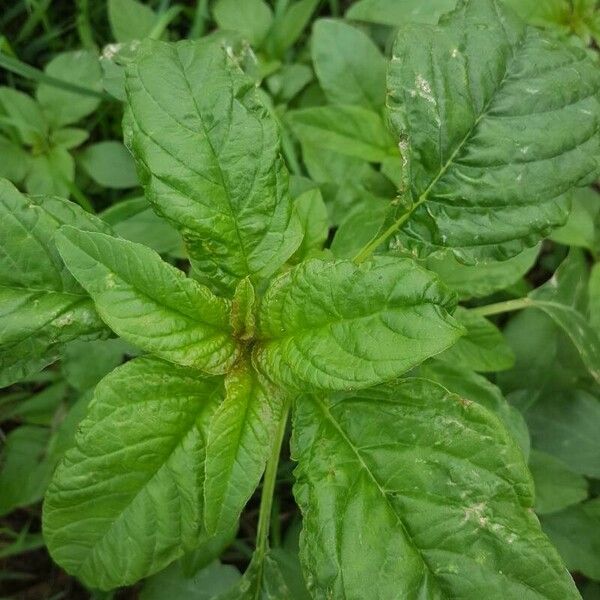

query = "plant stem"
[
  {"left": 189, "top": 0, "right": 210, "bottom": 38},
  {"left": 469, "top": 296, "right": 533, "bottom": 317},
  {"left": 76, "top": 0, "right": 97, "bottom": 51},
  {"left": 255, "top": 402, "right": 290, "bottom": 558}
]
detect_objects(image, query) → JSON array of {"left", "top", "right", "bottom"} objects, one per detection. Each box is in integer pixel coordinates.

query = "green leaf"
[
  {"left": 253, "top": 256, "right": 463, "bottom": 391},
  {"left": 437, "top": 307, "right": 515, "bottom": 372},
  {"left": 386, "top": 0, "right": 600, "bottom": 262},
  {"left": 550, "top": 187, "right": 600, "bottom": 250},
  {"left": 60, "top": 338, "right": 130, "bottom": 392},
  {"left": 124, "top": 39, "right": 301, "bottom": 293},
  {"left": 287, "top": 105, "right": 396, "bottom": 162},
  {"left": 101, "top": 196, "right": 184, "bottom": 256},
  {"left": 528, "top": 251, "right": 600, "bottom": 385},
  {"left": 292, "top": 379, "right": 579, "bottom": 599},
  {"left": 311, "top": 19, "right": 386, "bottom": 110},
  {"left": 529, "top": 450, "right": 588, "bottom": 515},
  {"left": 424, "top": 245, "right": 540, "bottom": 300},
  {"left": 51, "top": 127, "right": 89, "bottom": 149},
  {"left": 419, "top": 360, "right": 530, "bottom": 456},
  {"left": 36, "top": 50, "right": 103, "bottom": 128},
  {"left": 204, "top": 362, "right": 284, "bottom": 534},
  {"left": 141, "top": 560, "right": 240, "bottom": 600},
  {"left": 78, "top": 141, "right": 138, "bottom": 189},
  {"left": 542, "top": 499, "right": 600, "bottom": 581},
  {"left": 0, "top": 426, "right": 54, "bottom": 516},
  {"left": 213, "top": 0, "right": 273, "bottom": 47},
  {"left": 518, "top": 388, "right": 600, "bottom": 478},
  {"left": 43, "top": 356, "right": 223, "bottom": 590},
  {"left": 0, "top": 134, "right": 29, "bottom": 182},
  {"left": 291, "top": 188, "right": 329, "bottom": 262},
  {"left": 55, "top": 227, "right": 239, "bottom": 374},
  {"left": 25, "top": 146, "right": 74, "bottom": 197},
  {"left": 346, "top": 0, "right": 457, "bottom": 26},
  {"left": 217, "top": 551, "right": 295, "bottom": 600},
  {"left": 266, "top": 0, "right": 320, "bottom": 58},
  {"left": 0, "top": 180, "right": 108, "bottom": 387},
  {"left": 0, "top": 87, "right": 47, "bottom": 145},
  {"left": 108, "top": 0, "right": 158, "bottom": 42},
  {"left": 590, "top": 262, "right": 600, "bottom": 334}
]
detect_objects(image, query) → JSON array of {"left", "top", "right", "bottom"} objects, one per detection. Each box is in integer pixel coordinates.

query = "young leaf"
[
  {"left": 204, "top": 362, "right": 284, "bottom": 535},
  {"left": 253, "top": 257, "right": 463, "bottom": 390},
  {"left": 311, "top": 19, "right": 386, "bottom": 110},
  {"left": 25, "top": 146, "right": 74, "bottom": 197},
  {"left": 291, "top": 188, "right": 329, "bottom": 262},
  {"left": 0, "top": 87, "right": 47, "bottom": 144},
  {"left": 43, "top": 356, "right": 223, "bottom": 590},
  {"left": 292, "top": 379, "right": 579, "bottom": 599},
  {"left": 266, "top": 0, "right": 319, "bottom": 58},
  {"left": 55, "top": 227, "right": 239, "bottom": 374},
  {"left": 124, "top": 39, "right": 301, "bottom": 293},
  {"left": 286, "top": 105, "right": 396, "bottom": 162},
  {"left": 0, "top": 180, "right": 108, "bottom": 387},
  {"left": 436, "top": 307, "right": 515, "bottom": 372},
  {"left": 386, "top": 0, "right": 600, "bottom": 262},
  {"left": 36, "top": 51, "right": 103, "bottom": 128}
]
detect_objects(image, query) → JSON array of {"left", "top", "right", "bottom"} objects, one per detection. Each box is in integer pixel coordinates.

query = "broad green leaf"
[
  {"left": 529, "top": 450, "right": 588, "bottom": 515},
  {"left": 419, "top": 360, "right": 530, "bottom": 456},
  {"left": 0, "top": 426, "right": 54, "bottom": 516},
  {"left": 346, "top": 0, "right": 457, "bottom": 26},
  {"left": 424, "top": 245, "right": 540, "bottom": 300},
  {"left": 542, "top": 499, "right": 600, "bottom": 581},
  {"left": 78, "top": 141, "right": 138, "bottom": 189},
  {"left": 25, "top": 146, "right": 74, "bottom": 197},
  {"left": 213, "top": 0, "right": 273, "bottom": 47},
  {"left": 528, "top": 251, "right": 600, "bottom": 385},
  {"left": 60, "top": 338, "right": 130, "bottom": 392},
  {"left": 266, "top": 0, "right": 319, "bottom": 57},
  {"left": 141, "top": 560, "right": 240, "bottom": 600},
  {"left": 101, "top": 196, "right": 184, "bottom": 256},
  {"left": 292, "top": 379, "right": 578, "bottom": 599},
  {"left": 0, "top": 381, "right": 66, "bottom": 425},
  {"left": 287, "top": 105, "right": 396, "bottom": 162},
  {"left": 0, "top": 134, "right": 29, "bottom": 182},
  {"left": 36, "top": 51, "right": 103, "bottom": 128},
  {"left": 204, "top": 362, "right": 284, "bottom": 534},
  {"left": 55, "top": 227, "right": 239, "bottom": 374},
  {"left": 331, "top": 198, "right": 388, "bottom": 258},
  {"left": 517, "top": 388, "right": 600, "bottom": 478},
  {"left": 124, "top": 39, "right": 301, "bottom": 293},
  {"left": 550, "top": 187, "right": 600, "bottom": 250},
  {"left": 51, "top": 127, "right": 89, "bottom": 149},
  {"left": 217, "top": 551, "right": 295, "bottom": 600},
  {"left": 266, "top": 64, "right": 313, "bottom": 103},
  {"left": 436, "top": 307, "right": 515, "bottom": 372},
  {"left": 502, "top": 0, "right": 572, "bottom": 32},
  {"left": 291, "top": 188, "right": 329, "bottom": 262},
  {"left": 43, "top": 356, "right": 223, "bottom": 590},
  {"left": 311, "top": 19, "right": 386, "bottom": 110},
  {"left": 0, "top": 180, "right": 108, "bottom": 387},
  {"left": 253, "top": 256, "right": 463, "bottom": 391},
  {"left": 108, "top": 0, "right": 157, "bottom": 42},
  {"left": 0, "top": 87, "right": 47, "bottom": 144},
  {"left": 590, "top": 262, "right": 600, "bottom": 334},
  {"left": 386, "top": 0, "right": 600, "bottom": 262}
]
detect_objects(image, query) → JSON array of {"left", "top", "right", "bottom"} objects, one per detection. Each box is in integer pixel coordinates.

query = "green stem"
[
  {"left": 469, "top": 297, "right": 533, "bottom": 317},
  {"left": 76, "top": 0, "right": 97, "bottom": 51},
  {"left": 255, "top": 401, "right": 290, "bottom": 558},
  {"left": 149, "top": 5, "right": 184, "bottom": 39},
  {"left": 189, "top": 0, "right": 210, "bottom": 38}
]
